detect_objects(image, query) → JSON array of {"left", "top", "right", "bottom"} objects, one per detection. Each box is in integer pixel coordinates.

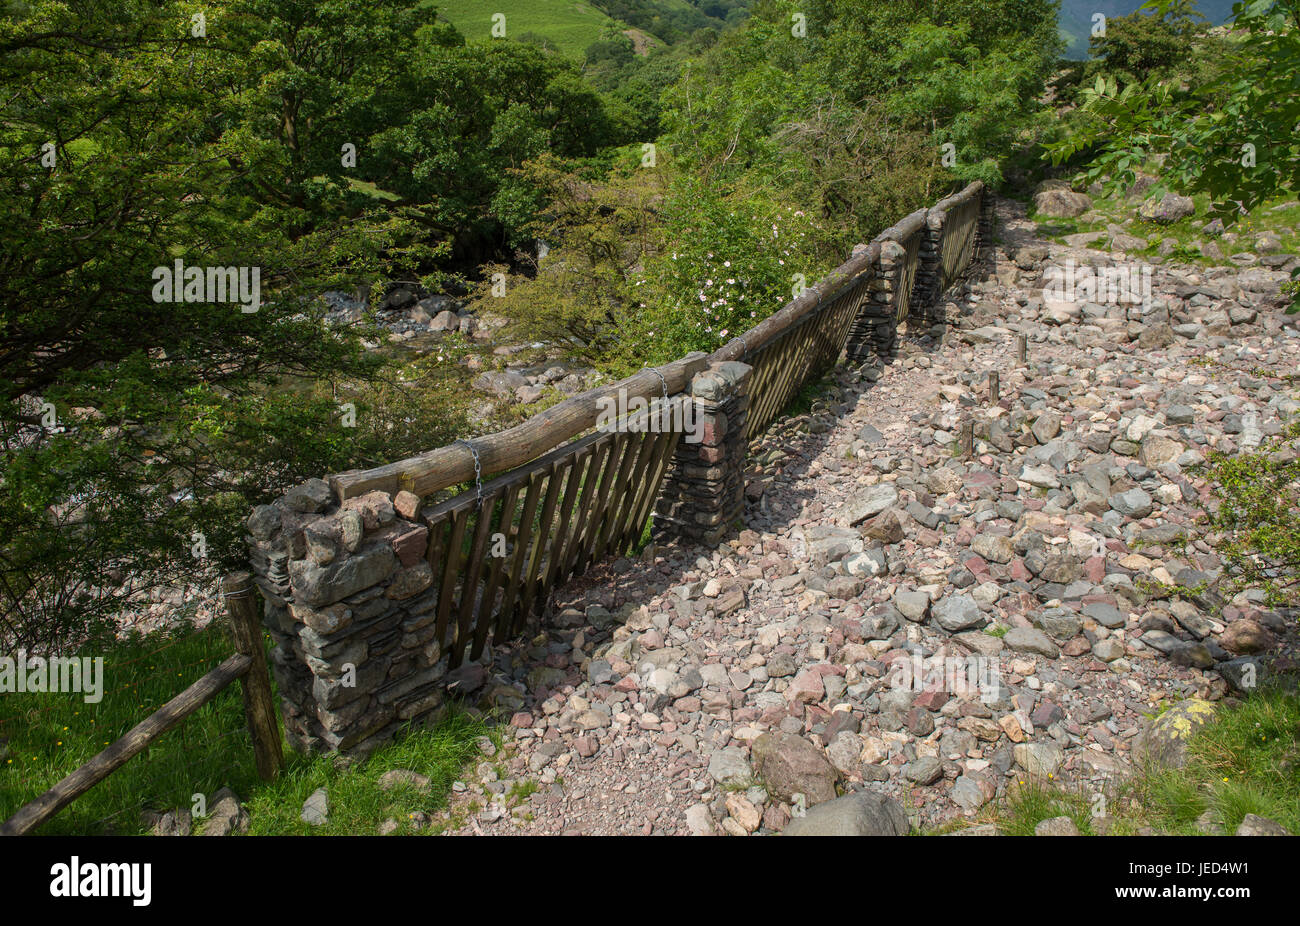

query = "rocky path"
[{"left": 436, "top": 197, "right": 1300, "bottom": 836}]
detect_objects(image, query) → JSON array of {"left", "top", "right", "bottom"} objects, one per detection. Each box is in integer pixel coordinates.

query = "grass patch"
[
  {"left": 1, "top": 620, "right": 494, "bottom": 835},
  {"left": 961, "top": 684, "right": 1300, "bottom": 836},
  {"left": 1128, "top": 685, "right": 1300, "bottom": 835},
  {"left": 435, "top": 0, "right": 619, "bottom": 58},
  {"left": 244, "top": 710, "right": 489, "bottom": 836},
  {"left": 0, "top": 621, "right": 264, "bottom": 835}
]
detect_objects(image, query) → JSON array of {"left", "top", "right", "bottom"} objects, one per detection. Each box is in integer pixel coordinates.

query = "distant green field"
[{"left": 435, "top": 0, "right": 619, "bottom": 57}]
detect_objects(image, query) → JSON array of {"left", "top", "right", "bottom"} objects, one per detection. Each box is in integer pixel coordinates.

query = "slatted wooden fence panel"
[
  {"left": 939, "top": 191, "right": 982, "bottom": 292},
  {"left": 740, "top": 270, "right": 871, "bottom": 440},
  {"left": 420, "top": 399, "right": 687, "bottom": 667}
]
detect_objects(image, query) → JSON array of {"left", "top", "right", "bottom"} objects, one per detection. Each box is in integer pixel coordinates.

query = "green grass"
[
  {"left": 244, "top": 711, "right": 490, "bottom": 835},
  {"left": 942, "top": 684, "right": 1300, "bottom": 836},
  {"left": 1032, "top": 179, "right": 1299, "bottom": 267},
  {"left": 435, "top": 0, "right": 620, "bottom": 57},
  {"left": 1, "top": 621, "right": 494, "bottom": 835},
  {"left": 0, "top": 621, "right": 264, "bottom": 834}
]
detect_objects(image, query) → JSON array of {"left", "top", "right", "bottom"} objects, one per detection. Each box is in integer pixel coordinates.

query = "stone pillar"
[
  {"left": 910, "top": 208, "right": 946, "bottom": 323},
  {"left": 652, "top": 361, "right": 751, "bottom": 546},
  {"left": 975, "top": 186, "right": 995, "bottom": 262},
  {"left": 245, "top": 479, "right": 445, "bottom": 756},
  {"left": 844, "top": 240, "right": 905, "bottom": 364}
]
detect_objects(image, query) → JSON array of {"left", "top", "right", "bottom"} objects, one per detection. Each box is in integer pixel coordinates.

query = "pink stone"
[
  {"left": 787, "top": 669, "right": 824, "bottom": 704},
  {"left": 390, "top": 524, "right": 429, "bottom": 567},
  {"left": 393, "top": 489, "right": 421, "bottom": 521},
  {"left": 914, "top": 687, "right": 950, "bottom": 711}
]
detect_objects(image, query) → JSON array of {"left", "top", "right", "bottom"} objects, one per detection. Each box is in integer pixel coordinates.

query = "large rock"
[
  {"left": 932, "top": 594, "right": 985, "bottom": 632},
  {"left": 1139, "top": 192, "right": 1195, "bottom": 224},
  {"left": 289, "top": 543, "right": 396, "bottom": 608},
  {"left": 199, "top": 788, "right": 248, "bottom": 836},
  {"left": 840, "top": 485, "right": 899, "bottom": 527},
  {"left": 1003, "top": 627, "right": 1059, "bottom": 658},
  {"left": 1220, "top": 619, "right": 1273, "bottom": 654},
  {"left": 1138, "top": 434, "right": 1183, "bottom": 467},
  {"left": 972, "top": 533, "right": 1014, "bottom": 564},
  {"left": 300, "top": 788, "right": 329, "bottom": 826},
  {"left": 1235, "top": 814, "right": 1291, "bottom": 836},
  {"left": 1109, "top": 488, "right": 1153, "bottom": 519},
  {"left": 1034, "top": 188, "right": 1092, "bottom": 218},
  {"left": 782, "top": 791, "right": 908, "bottom": 836},
  {"left": 1132, "top": 699, "right": 1216, "bottom": 768},
  {"left": 1013, "top": 742, "right": 1064, "bottom": 778},
  {"left": 707, "top": 746, "right": 752, "bottom": 785},
  {"left": 752, "top": 732, "right": 839, "bottom": 805}
]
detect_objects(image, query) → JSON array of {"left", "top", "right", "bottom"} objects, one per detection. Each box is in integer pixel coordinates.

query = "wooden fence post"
[
  {"left": 1016, "top": 334, "right": 1028, "bottom": 367},
  {"left": 988, "top": 370, "right": 1000, "bottom": 405},
  {"left": 959, "top": 419, "right": 974, "bottom": 459},
  {"left": 223, "top": 572, "right": 283, "bottom": 780}
]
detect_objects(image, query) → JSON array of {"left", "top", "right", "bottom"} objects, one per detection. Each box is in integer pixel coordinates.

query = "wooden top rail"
[
  {"left": 875, "top": 208, "right": 929, "bottom": 245},
  {"left": 331, "top": 351, "right": 710, "bottom": 501},
  {"left": 709, "top": 241, "right": 879, "bottom": 365},
  {"left": 928, "top": 180, "right": 985, "bottom": 217},
  {"left": 0, "top": 653, "right": 252, "bottom": 837}
]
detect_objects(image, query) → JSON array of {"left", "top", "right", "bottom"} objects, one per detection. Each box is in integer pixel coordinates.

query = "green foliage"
[
  {"left": 1197, "top": 421, "right": 1300, "bottom": 606},
  {"left": 1082, "top": 0, "right": 1209, "bottom": 86},
  {"left": 628, "top": 177, "right": 826, "bottom": 365},
  {"left": 476, "top": 153, "right": 665, "bottom": 366},
  {"left": 1045, "top": 1, "right": 1300, "bottom": 310},
  {"left": 0, "top": 623, "right": 263, "bottom": 834},
  {"left": 0, "top": 1, "right": 479, "bottom": 651}
]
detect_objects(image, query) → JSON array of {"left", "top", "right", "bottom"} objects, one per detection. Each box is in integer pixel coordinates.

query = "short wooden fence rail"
[{"left": 0, "top": 572, "right": 283, "bottom": 836}]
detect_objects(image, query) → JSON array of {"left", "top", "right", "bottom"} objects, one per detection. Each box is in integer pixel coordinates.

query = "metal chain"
[
  {"left": 642, "top": 365, "right": 669, "bottom": 402},
  {"left": 455, "top": 439, "right": 483, "bottom": 506}
]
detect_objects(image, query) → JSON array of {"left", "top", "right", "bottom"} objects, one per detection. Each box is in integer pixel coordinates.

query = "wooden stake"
[
  {"left": 959, "top": 419, "right": 974, "bottom": 459},
  {"left": 1016, "top": 334, "right": 1028, "bottom": 367},
  {"left": 224, "top": 572, "right": 284, "bottom": 781},
  {"left": 0, "top": 655, "right": 251, "bottom": 836},
  {"left": 988, "top": 370, "right": 1000, "bottom": 405}
]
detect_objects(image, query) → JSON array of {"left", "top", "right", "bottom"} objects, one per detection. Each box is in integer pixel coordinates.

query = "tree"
[
  {"left": 1046, "top": 0, "right": 1300, "bottom": 312},
  {"left": 0, "top": 1, "right": 466, "bottom": 651}
]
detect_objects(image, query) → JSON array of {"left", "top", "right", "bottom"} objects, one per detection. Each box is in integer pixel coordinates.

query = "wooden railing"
[
  {"left": 255, "top": 182, "right": 990, "bottom": 746},
  {"left": 423, "top": 399, "right": 689, "bottom": 668},
  {"left": 934, "top": 184, "right": 983, "bottom": 296},
  {"left": 0, "top": 573, "right": 283, "bottom": 836},
  {"left": 711, "top": 243, "right": 877, "bottom": 439}
]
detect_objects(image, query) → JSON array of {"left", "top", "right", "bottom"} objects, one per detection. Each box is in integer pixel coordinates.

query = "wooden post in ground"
[
  {"left": 1016, "top": 335, "right": 1028, "bottom": 367},
  {"left": 223, "top": 572, "right": 283, "bottom": 781},
  {"left": 988, "top": 371, "right": 1000, "bottom": 405},
  {"left": 959, "top": 419, "right": 974, "bottom": 459}
]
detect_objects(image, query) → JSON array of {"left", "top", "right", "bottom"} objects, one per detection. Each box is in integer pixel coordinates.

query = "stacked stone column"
[
  {"left": 245, "top": 479, "right": 446, "bottom": 756},
  {"left": 844, "top": 239, "right": 907, "bottom": 363},
  {"left": 652, "top": 361, "right": 751, "bottom": 546},
  {"left": 910, "top": 208, "right": 947, "bottom": 324}
]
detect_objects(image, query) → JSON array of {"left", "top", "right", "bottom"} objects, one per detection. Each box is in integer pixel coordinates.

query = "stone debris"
[{"left": 416, "top": 196, "right": 1298, "bottom": 836}]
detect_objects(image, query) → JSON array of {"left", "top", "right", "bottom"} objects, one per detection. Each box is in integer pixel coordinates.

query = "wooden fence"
[
  {"left": 0, "top": 572, "right": 283, "bottom": 836},
  {"left": 251, "top": 180, "right": 991, "bottom": 753}
]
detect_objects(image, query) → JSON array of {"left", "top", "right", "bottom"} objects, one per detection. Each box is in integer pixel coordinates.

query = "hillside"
[
  {"left": 433, "top": 0, "right": 750, "bottom": 56},
  {"left": 434, "top": 0, "right": 622, "bottom": 57},
  {"left": 1058, "top": 0, "right": 1236, "bottom": 58}
]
